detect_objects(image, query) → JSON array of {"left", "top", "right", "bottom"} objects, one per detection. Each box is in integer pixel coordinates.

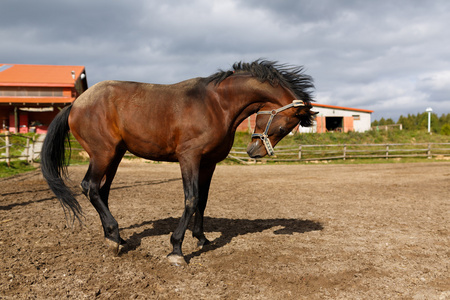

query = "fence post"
[
  {"left": 427, "top": 143, "right": 432, "bottom": 159},
  {"left": 30, "top": 135, "right": 36, "bottom": 163},
  {"left": 5, "top": 131, "right": 10, "bottom": 167},
  {"left": 386, "top": 144, "right": 389, "bottom": 159},
  {"left": 298, "top": 145, "right": 302, "bottom": 160},
  {"left": 26, "top": 137, "right": 30, "bottom": 162},
  {"left": 343, "top": 144, "right": 347, "bottom": 161}
]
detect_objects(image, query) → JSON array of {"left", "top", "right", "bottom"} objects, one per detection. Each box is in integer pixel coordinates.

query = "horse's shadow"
[{"left": 120, "top": 216, "right": 323, "bottom": 262}]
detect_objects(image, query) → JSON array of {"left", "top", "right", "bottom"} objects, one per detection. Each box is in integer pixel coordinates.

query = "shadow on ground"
[{"left": 121, "top": 216, "right": 323, "bottom": 262}]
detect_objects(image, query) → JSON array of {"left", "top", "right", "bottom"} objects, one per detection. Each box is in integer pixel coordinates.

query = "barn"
[
  {"left": 302, "top": 103, "right": 373, "bottom": 133},
  {"left": 0, "top": 64, "right": 87, "bottom": 133},
  {"left": 237, "top": 103, "right": 373, "bottom": 133}
]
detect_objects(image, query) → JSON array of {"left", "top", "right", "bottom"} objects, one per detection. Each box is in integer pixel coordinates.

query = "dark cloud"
[{"left": 1, "top": 0, "right": 449, "bottom": 120}]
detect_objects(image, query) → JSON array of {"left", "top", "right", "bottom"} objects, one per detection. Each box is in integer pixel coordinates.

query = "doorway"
[{"left": 325, "top": 117, "right": 343, "bottom": 132}]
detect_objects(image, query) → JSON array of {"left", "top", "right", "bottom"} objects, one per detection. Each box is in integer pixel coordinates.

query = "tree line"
[{"left": 372, "top": 112, "right": 450, "bottom": 135}]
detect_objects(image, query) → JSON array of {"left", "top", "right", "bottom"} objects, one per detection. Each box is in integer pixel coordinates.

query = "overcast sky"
[{"left": 2, "top": 0, "right": 450, "bottom": 121}]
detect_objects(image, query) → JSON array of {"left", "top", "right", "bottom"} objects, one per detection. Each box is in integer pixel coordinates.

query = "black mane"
[{"left": 207, "top": 59, "right": 314, "bottom": 103}]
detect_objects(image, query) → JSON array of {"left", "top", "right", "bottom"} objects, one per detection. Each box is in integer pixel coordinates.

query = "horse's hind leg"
[
  {"left": 80, "top": 163, "right": 92, "bottom": 197},
  {"left": 99, "top": 149, "right": 126, "bottom": 245},
  {"left": 86, "top": 149, "right": 125, "bottom": 255},
  {"left": 81, "top": 150, "right": 124, "bottom": 206}
]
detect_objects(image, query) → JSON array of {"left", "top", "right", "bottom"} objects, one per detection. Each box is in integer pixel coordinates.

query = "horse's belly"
[{"left": 123, "top": 138, "right": 178, "bottom": 162}]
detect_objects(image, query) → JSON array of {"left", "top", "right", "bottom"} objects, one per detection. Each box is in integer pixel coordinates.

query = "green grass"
[{"left": 0, "top": 160, "right": 37, "bottom": 178}]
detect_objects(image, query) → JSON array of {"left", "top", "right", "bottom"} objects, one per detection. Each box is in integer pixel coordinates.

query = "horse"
[{"left": 40, "top": 60, "right": 316, "bottom": 265}]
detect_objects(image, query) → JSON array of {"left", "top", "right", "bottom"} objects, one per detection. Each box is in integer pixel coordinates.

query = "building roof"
[
  {"left": 0, "top": 64, "right": 85, "bottom": 87},
  {"left": 312, "top": 103, "right": 373, "bottom": 113},
  {"left": 0, "top": 64, "right": 87, "bottom": 105}
]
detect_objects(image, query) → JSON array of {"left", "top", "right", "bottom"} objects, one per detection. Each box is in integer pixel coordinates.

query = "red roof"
[
  {"left": 312, "top": 103, "right": 373, "bottom": 113},
  {"left": 0, "top": 64, "right": 85, "bottom": 87}
]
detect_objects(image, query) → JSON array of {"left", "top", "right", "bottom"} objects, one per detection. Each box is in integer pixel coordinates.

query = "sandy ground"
[{"left": 1, "top": 161, "right": 449, "bottom": 299}]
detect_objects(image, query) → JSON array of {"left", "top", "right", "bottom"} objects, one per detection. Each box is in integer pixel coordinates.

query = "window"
[
  {"left": 353, "top": 115, "right": 360, "bottom": 121},
  {"left": 0, "top": 87, "right": 63, "bottom": 97}
]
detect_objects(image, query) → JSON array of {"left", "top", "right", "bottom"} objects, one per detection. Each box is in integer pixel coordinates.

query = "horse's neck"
[{"left": 215, "top": 78, "right": 279, "bottom": 131}]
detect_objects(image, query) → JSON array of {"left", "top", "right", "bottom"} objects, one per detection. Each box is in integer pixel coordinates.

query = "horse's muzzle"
[{"left": 246, "top": 139, "right": 267, "bottom": 158}]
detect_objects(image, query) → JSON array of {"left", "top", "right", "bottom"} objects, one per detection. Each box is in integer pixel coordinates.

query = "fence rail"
[
  {"left": 0, "top": 132, "right": 36, "bottom": 166},
  {"left": 228, "top": 142, "right": 450, "bottom": 163}
]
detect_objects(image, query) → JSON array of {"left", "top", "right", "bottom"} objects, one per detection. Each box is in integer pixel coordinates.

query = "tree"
[
  {"left": 439, "top": 114, "right": 450, "bottom": 126},
  {"left": 398, "top": 115, "right": 413, "bottom": 130},
  {"left": 441, "top": 123, "right": 450, "bottom": 135},
  {"left": 373, "top": 113, "right": 450, "bottom": 132}
]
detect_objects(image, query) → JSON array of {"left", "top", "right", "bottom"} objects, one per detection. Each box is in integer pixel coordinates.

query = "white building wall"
[
  {"left": 299, "top": 106, "right": 372, "bottom": 133},
  {"left": 354, "top": 112, "right": 372, "bottom": 132}
]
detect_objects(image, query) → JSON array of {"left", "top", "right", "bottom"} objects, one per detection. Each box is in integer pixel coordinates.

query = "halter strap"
[{"left": 251, "top": 100, "right": 305, "bottom": 156}]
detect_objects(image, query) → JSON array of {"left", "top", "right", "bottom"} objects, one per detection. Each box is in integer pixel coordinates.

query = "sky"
[{"left": 2, "top": 0, "right": 450, "bottom": 121}]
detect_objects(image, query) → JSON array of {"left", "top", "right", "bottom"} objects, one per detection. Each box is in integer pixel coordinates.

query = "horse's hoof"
[
  {"left": 167, "top": 254, "right": 186, "bottom": 266},
  {"left": 105, "top": 238, "right": 120, "bottom": 256},
  {"left": 196, "top": 239, "right": 211, "bottom": 249}
]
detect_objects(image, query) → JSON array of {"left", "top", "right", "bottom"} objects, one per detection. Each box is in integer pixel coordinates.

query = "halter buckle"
[{"left": 292, "top": 100, "right": 304, "bottom": 107}]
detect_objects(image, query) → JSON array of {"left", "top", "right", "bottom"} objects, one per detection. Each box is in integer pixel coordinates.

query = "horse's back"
[
  {"left": 73, "top": 79, "right": 206, "bottom": 108},
  {"left": 68, "top": 78, "right": 212, "bottom": 161},
  {"left": 73, "top": 80, "right": 146, "bottom": 108}
]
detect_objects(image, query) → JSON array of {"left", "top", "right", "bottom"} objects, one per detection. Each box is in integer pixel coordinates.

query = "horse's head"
[
  {"left": 228, "top": 60, "right": 315, "bottom": 158},
  {"left": 207, "top": 59, "right": 315, "bottom": 158},
  {"left": 247, "top": 99, "right": 316, "bottom": 158}
]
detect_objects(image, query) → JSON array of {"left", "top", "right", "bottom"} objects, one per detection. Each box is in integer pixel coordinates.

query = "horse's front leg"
[
  {"left": 168, "top": 155, "right": 201, "bottom": 266},
  {"left": 192, "top": 163, "right": 216, "bottom": 248}
]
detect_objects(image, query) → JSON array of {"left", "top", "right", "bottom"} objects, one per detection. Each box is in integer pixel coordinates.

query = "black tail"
[{"left": 41, "top": 105, "right": 82, "bottom": 222}]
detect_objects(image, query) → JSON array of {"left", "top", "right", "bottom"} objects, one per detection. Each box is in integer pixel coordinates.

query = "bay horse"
[{"left": 40, "top": 60, "right": 315, "bottom": 265}]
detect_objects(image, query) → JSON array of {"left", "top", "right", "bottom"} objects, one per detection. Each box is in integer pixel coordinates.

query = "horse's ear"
[{"left": 311, "top": 111, "right": 319, "bottom": 115}]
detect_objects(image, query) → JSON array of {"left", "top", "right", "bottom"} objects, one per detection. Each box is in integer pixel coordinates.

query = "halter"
[{"left": 251, "top": 100, "right": 305, "bottom": 156}]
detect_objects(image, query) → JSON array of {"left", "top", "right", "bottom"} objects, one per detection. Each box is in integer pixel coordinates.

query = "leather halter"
[{"left": 251, "top": 100, "right": 305, "bottom": 156}]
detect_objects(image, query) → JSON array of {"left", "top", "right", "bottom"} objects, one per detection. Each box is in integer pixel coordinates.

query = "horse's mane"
[{"left": 206, "top": 59, "right": 315, "bottom": 103}]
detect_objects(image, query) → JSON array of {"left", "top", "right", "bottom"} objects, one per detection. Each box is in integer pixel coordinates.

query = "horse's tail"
[{"left": 40, "top": 104, "right": 82, "bottom": 222}]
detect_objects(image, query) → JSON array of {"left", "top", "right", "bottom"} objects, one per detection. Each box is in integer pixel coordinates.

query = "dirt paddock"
[{"left": 1, "top": 162, "right": 449, "bottom": 299}]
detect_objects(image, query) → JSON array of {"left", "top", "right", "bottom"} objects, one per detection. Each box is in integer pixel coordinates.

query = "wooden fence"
[
  {"left": 2, "top": 132, "right": 450, "bottom": 166},
  {"left": 228, "top": 142, "right": 450, "bottom": 164},
  {"left": 0, "top": 132, "right": 37, "bottom": 166}
]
